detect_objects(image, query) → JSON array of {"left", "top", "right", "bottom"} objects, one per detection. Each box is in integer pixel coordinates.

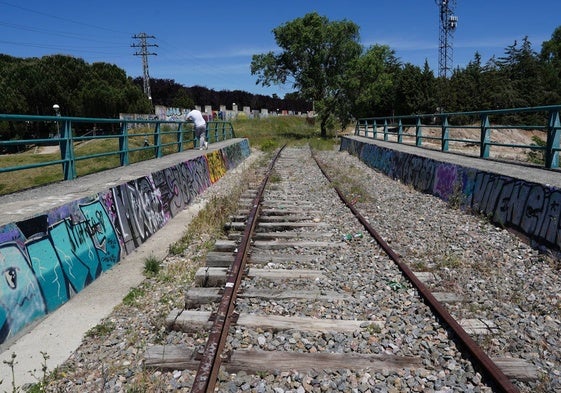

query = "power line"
[
  {"left": 0, "top": 20, "right": 126, "bottom": 45},
  {"left": 0, "top": 39, "right": 124, "bottom": 55},
  {"left": 0, "top": 1, "right": 132, "bottom": 64},
  {"left": 0, "top": 0, "right": 128, "bottom": 34}
]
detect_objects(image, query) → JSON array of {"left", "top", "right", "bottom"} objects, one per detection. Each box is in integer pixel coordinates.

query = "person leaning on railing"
[{"left": 186, "top": 109, "right": 208, "bottom": 150}]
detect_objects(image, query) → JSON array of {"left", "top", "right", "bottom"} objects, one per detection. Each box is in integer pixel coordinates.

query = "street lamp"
[{"left": 53, "top": 104, "right": 61, "bottom": 138}]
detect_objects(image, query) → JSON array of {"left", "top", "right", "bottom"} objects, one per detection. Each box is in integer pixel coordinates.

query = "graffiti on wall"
[
  {"left": 473, "top": 173, "right": 561, "bottom": 248},
  {"left": 0, "top": 141, "right": 250, "bottom": 344},
  {"left": 0, "top": 198, "right": 120, "bottom": 343},
  {"left": 341, "top": 137, "right": 561, "bottom": 251}
]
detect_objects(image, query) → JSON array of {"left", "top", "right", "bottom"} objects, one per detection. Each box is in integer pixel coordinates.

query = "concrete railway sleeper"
[{"left": 146, "top": 146, "right": 538, "bottom": 392}]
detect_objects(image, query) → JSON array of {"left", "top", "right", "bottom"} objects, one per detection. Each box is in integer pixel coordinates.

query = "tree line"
[
  {"left": 144, "top": 78, "right": 312, "bottom": 114},
  {"left": 0, "top": 54, "right": 312, "bottom": 119},
  {"left": 251, "top": 13, "right": 561, "bottom": 136}
]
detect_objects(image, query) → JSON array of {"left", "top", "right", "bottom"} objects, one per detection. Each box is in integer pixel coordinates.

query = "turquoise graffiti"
[
  {"left": 0, "top": 199, "right": 121, "bottom": 343},
  {"left": 0, "top": 243, "right": 46, "bottom": 343}
]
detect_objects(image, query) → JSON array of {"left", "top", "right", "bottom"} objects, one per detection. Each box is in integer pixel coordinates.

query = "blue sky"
[{"left": 2, "top": 0, "right": 561, "bottom": 99}]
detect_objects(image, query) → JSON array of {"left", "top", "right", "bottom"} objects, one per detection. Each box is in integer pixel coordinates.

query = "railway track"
[{"left": 146, "top": 146, "right": 540, "bottom": 392}]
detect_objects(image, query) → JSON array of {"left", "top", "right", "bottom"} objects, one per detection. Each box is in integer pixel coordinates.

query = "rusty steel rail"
[
  {"left": 311, "top": 151, "right": 520, "bottom": 393},
  {"left": 191, "top": 145, "right": 286, "bottom": 393}
]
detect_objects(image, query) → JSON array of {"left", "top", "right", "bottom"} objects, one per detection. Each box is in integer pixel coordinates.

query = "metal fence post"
[
  {"left": 441, "top": 115, "right": 449, "bottom": 152},
  {"left": 546, "top": 109, "right": 560, "bottom": 169},
  {"left": 59, "top": 119, "right": 76, "bottom": 180},
  {"left": 383, "top": 119, "right": 389, "bottom": 141},
  {"left": 416, "top": 117, "right": 423, "bottom": 147},
  {"left": 120, "top": 122, "right": 129, "bottom": 166},
  {"left": 177, "top": 123, "right": 184, "bottom": 152},
  {"left": 480, "top": 114, "right": 490, "bottom": 158},
  {"left": 154, "top": 122, "right": 162, "bottom": 158}
]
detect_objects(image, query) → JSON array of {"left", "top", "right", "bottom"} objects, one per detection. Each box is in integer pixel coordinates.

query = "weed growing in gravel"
[
  {"left": 260, "top": 139, "right": 279, "bottom": 152},
  {"left": 85, "top": 320, "right": 116, "bottom": 338},
  {"left": 168, "top": 194, "right": 239, "bottom": 256},
  {"left": 467, "top": 302, "right": 488, "bottom": 314},
  {"left": 364, "top": 323, "right": 382, "bottom": 335},
  {"left": 447, "top": 181, "right": 466, "bottom": 209},
  {"left": 319, "top": 159, "right": 373, "bottom": 205},
  {"left": 436, "top": 253, "right": 463, "bottom": 269},
  {"left": 143, "top": 255, "right": 161, "bottom": 277},
  {"left": 159, "top": 258, "right": 199, "bottom": 284},
  {"left": 122, "top": 287, "right": 146, "bottom": 306},
  {"left": 167, "top": 241, "right": 184, "bottom": 256},
  {"left": 269, "top": 171, "right": 282, "bottom": 183},
  {"left": 125, "top": 370, "right": 169, "bottom": 392},
  {"left": 410, "top": 260, "right": 428, "bottom": 271}
]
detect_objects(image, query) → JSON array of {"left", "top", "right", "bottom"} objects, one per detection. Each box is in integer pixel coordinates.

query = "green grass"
[
  {"left": 167, "top": 194, "right": 240, "bottom": 257},
  {"left": 122, "top": 287, "right": 146, "bottom": 306},
  {"left": 232, "top": 116, "right": 340, "bottom": 151},
  {"left": 527, "top": 135, "right": 546, "bottom": 165}
]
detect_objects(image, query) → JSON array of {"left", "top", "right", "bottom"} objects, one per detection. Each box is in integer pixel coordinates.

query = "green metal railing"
[
  {"left": 0, "top": 114, "right": 235, "bottom": 189},
  {"left": 355, "top": 105, "right": 561, "bottom": 169}
]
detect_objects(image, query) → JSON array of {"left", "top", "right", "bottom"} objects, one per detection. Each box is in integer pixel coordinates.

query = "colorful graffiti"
[
  {"left": 341, "top": 137, "right": 561, "bottom": 251},
  {"left": 0, "top": 140, "right": 250, "bottom": 344}
]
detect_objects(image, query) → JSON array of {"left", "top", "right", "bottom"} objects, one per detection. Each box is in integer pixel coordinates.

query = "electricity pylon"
[
  {"left": 131, "top": 33, "right": 158, "bottom": 101},
  {"left": 436, "top": 0, "right": 458, "bottom": 79}
]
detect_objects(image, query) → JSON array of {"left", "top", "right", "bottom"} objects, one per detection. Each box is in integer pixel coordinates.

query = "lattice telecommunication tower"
[
  {"left": 131, "top": 33, "right": 158, "bottom": 101},
  {"left": 436, "top": 0, "right": 458, "bottom": 78}
]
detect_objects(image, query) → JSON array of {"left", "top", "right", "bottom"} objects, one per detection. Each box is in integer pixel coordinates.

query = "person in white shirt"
[{"left": 186, "top": 109, "right": 208, "bottom": 150}]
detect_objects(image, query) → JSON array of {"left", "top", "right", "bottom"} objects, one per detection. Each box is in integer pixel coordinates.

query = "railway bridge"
[{"left": 0, "top": 127, "right": 559, "bottom": 388}]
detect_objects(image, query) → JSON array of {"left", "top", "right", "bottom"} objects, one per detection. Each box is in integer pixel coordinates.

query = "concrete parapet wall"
[
  {"left": 340, "top": 137, "right": 561, "bottom": 252},
  {"left": 0, "top": 139, "right": 251, "bottom": 345}
]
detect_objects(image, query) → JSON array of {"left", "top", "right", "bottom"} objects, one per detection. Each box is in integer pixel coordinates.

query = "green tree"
[
  {"left": 449, "top": 52, "right": 485, "bottom": 111},
  {"left": 496, "top": 37, "right": 542, "bottom": 108},
  {"left": 540, "top": 26, "right": 561, "bottom": 103},
  {"left": 392, "top": 60, "right": 436, "bottom": 115},
  {"left": 171, "top": 88, "right": 195, "bottom": 109},
  {"left": 81, "top": 62, "right": 151, "bottom": 118},
  {"left": 251, "top": 12, "right": 362, "bottom": 137},
  {"left": 343, "top": 44, "right": 400, "bottom": 119},
  {"left": 0, "top": 55, "right": 29, "bottom": 114}
]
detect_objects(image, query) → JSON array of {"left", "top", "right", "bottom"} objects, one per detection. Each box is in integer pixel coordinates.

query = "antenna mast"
[
  {"left": 131, "top": 33, "right": 158, "bottom": 101},
  {"left": 436, "top": 0, "right": 458, "bottom": 78}
]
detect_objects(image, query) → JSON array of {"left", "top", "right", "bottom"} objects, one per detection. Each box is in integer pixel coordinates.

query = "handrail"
[
  {"left": 355, "top": 105, "right": 561, "bottom": 169},
  {"left": 0, "top": 114, "right": 235, "bottom": 194}
]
